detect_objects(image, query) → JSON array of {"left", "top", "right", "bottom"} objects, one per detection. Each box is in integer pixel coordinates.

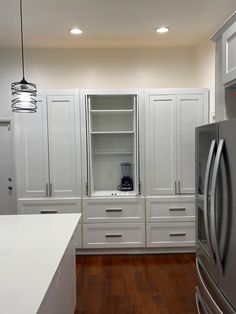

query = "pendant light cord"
[{"left": 20, "top": 0, "right": 25, "bottom": 80}]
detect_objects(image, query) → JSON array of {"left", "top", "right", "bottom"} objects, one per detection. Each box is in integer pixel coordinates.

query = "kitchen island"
[{"left": 0, "top": 213, "right": 81, "bottom": 314}]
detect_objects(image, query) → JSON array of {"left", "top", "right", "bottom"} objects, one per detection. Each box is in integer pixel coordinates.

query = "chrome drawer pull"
[
  {"left": 169, "top": 207, "right": 186, "bottom": 211},
  {"left": 105, "top": 234, "right": 122, "bottom": 238},
  {"left": 106, "top": 208, "right": 123, "bottom": 212},
  {"left": 169, "top": 232, "right": 186, "bottom": 237},
  {"left": 40, "top": 210, "right": 58, "bottom": 214}
]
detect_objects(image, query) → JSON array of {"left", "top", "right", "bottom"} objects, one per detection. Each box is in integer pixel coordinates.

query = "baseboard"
[{"left": 76, "top": 247, "right": 195, "bottom": 255}]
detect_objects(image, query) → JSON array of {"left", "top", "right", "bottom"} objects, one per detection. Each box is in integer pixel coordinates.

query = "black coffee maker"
[{"left": 119, "top": 162, "right": 133, "bottom": 191}]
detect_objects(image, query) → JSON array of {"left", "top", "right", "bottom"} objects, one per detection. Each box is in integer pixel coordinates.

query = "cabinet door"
[
  {"left": 17, "top": 97, "right": 49, "bottom": 197},
  {"left": 47, "top": 95, "right": 78, "bottom": 197},
  {"left": 222, "top": 21, "right": 236, "bottom": 85},
  {"left": 146, "top": 95, "right": 177, "bottom": 195},
  {"left": 177, "top": 94, "right": 204, "bottom": 194}
]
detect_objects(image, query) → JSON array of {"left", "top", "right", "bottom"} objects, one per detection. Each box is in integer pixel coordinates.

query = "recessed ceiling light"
[
  {"left": 155, "top": 27, "right": 169, "bottom": 33},
  {"left": 69, "top": 27, "right": 83, "bottom": 35}
]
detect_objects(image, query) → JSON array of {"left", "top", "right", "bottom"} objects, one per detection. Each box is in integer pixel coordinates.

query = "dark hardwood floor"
[{"left": 75, "top": 253, "right": 197, "bottom": 314}]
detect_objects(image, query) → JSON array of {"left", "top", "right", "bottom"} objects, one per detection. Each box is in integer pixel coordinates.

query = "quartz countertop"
[{"left": 0, "top": 213, "right": 81, "bottom": 314}]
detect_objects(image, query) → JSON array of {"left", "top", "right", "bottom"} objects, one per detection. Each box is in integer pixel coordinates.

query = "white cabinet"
[
  {"left": 146, "top": 89, "right": 208, "bottom": 196},
  {"left": 222, "top": 21, "right": 236, "bottom": 85},
  {"left": 146, "top": 222, "right": 195, "bottom": 248},
  {"left": 15, "top": 90, "right": 81, "bottom": 198},
  {"left": 81, "top": 89, "right": 144, "bottom": 198},
  {"left": 147, "top": 95, "right": 177, "bottom": 195},
  {"left": 83, "top": 223, "right": 145, "bottom": 248},
  {"left": 83, "top": 197, "right": 145, "bottom": 223},
  {"left": 146, "top": 196, "right": 195, "bottom": 222}
]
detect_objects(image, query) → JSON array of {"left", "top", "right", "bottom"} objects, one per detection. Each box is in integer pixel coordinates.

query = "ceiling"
[{"left": 0, "top": 0, "right": 236, "bottom": 48}]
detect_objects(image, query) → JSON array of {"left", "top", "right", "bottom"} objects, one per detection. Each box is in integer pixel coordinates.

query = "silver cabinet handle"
[
  {"left": 174, "top": 181, "right": 177, "bottom": 194},
  {"left": 169, "top": 232, "right": 186, "bottom": 237},
  {"left": 46, "top": 183, "right": 49, "bottom": 197},
  {"left": 106, "top": 208, "right": 123, "bottom": 212},
  {"left": 178, "top": 180, "right": 181, "bottom": 194},
  {"left": 169, "top": 207, "right": 186, "bottom": 211},
  {"left": 210, "top": 139, "right": 224, "bottom": 276},
  {"left": 203, "top": 139, "right": 216, "bottom": 259},
  {"left": 105, "top": 234, "right": 122, "bottom": 238},
  {"left": 40, "top": 209, "right": 58, "bottom": 214}
]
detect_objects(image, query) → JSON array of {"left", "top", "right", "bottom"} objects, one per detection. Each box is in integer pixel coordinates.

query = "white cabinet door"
[
  {"left": 147, "top": 95, "right": 177, "bottom": 195},
  {"left": 17, "top": 97, "right": 49, "bottom": 197},
  {"left": 47, "top": 95, "right": 78, "bottom": 197},
  {"left": 177, "top": 95, "right": 204, "bottom": 194},
  {"left": 222, "top": 21, "right": 236, "bottom": 85}
]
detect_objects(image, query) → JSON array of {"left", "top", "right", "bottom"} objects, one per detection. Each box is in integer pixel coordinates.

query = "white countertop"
[{"left": 0, "top": 213, "right": 81, "bottom": 314}]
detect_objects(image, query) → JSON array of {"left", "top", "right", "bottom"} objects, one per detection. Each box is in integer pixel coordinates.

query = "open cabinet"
[
  {"left": 85, "top": 93, "right": 140, "bottom": 197},
  {"left": 81, "top": 90, "right": 145, "bottom": 249}
]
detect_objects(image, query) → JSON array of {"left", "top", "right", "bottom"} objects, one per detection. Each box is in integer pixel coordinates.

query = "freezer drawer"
[
  {"left": 196, "top": 259, "right": 234, "bottom": 314},
  {"left": 146, "top": 222, "right": 195, "bottom": 247},
  {"left": 83, "top": 223, "right": 145, "bottom": 248}
]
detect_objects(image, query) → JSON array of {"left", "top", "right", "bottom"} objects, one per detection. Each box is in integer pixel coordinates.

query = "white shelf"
[
  {"left": 91, "top": 190, "right": 137, "bottom": 197},
  {"left": 90, "top": 110, "right": 134, "bottom": 114},
  {"left": 91, "top": 131, "right": 134, "bottom": 134},
  {"left": 93, "top": 151, "right": 133, "bottom": 155}
]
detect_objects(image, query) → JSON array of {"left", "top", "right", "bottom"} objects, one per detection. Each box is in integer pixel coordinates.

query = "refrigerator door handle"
[
  {"left": 203, "top": 139, "right": 216, "bottom": 258},
  {"left": 210, "top": 139, "right": 224, "bottom": 276}
]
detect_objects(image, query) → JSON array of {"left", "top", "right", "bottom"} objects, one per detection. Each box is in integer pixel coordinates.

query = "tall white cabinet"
[
  {"left": 145, "top": 89, "right": 208, "bottom": 249},
  {"left": 81, "top": 90, "right": 145, "bottom": 249},
  {"left": 14, "top": 90, "right": 82, "bottom": 248}
]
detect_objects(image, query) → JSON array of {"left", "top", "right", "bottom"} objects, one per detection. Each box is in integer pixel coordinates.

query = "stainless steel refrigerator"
[{"left": 196, "top": 119, "right": 236, "bottom": 313}]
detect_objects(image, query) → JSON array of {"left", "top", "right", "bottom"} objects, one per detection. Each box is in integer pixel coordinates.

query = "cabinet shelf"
[
  {"left": 92, "top": 190, "right": 137, "bottom": 197},
  {"left": 91, "top": 131, "right": 134, "bottom": 134},
  {"left": 93, "top": 151, "right": 133, "bottom": 155},
  {"left": 90, "top": 110, "right": 134, "bottom": 115}
]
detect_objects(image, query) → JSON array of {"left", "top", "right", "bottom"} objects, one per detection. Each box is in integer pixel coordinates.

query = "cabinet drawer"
[
  {"left": 83, "top": 223, "right": 145, "bottom": 248},
  {"left": 18, "top": 199, "right": 81, "bottom": 215},
  {"left": 83, "top": 198, "right": 145, "bottom": 223},
  {"left": 146, "top": 197, "right": 195, "bottom": 222},
  {"left": 147, "top": 222, "right": 195, "bottom": 247}
]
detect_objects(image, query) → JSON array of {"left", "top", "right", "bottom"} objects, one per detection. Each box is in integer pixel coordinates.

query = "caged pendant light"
[{"left": 11, "top": 0, "right": 37, "bottom": 113}]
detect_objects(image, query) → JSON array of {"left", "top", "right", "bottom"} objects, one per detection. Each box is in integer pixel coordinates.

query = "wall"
[
  {"left": 0, "top": 45, "right": 214, "bottom": 117},
  {"left": 196, "top": 41, "right": 215, "bottom": 122}
]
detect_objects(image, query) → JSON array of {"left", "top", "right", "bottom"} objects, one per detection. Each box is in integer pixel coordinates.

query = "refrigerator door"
[
  {"left": 196, "top": 123, "right": 218, "bottom": 281},
  {"left": 196, "top": 258, "right": 234, "bottom": 314},
  {"left": 214, "top": 119, "right": 236, "bottom": 310}
]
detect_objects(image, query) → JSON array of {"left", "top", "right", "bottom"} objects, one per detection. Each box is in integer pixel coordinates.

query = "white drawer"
[
  {"left": 83, "top": 223, "right": 145, "bottom": 248},
  {"left": 18, "top": 199, "right": 81, "bottom": 215},
  {"left": 83, "top": 198, "right": 145, "bottom": 223},
  {"left": 147, "top": 222, "right": 195, "bottom": 248},
  {"left": 146, "top": 197, "right": 195, "bottom": 222}
]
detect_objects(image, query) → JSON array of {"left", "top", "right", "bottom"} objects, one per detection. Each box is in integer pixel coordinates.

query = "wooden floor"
[{"left": 75, "top": 253, "right": 196, "bottom": 314}]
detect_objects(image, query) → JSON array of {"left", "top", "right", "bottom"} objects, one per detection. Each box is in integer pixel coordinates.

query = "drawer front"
[
  {"left": 18, "top": 200, "right": 81, "bottom": 215},
  {"left": 83, "top": 223, "right": 145, "bottom": 248},
  {"left": 146, "top": 197, "right": 195, "bottom": 222},
  {"left": 83, "top": 198, "right": 145, "bottom": 223},
  {"left": 147, "top": 222, "right": 195, "bottom": 248}
]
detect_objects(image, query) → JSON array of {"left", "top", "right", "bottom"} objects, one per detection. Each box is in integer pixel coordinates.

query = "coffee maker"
[{"left": 119, "top": 162, "right": 133, "bottom": 191}]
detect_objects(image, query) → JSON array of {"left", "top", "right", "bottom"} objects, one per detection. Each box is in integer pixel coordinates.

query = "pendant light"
[{"left": 11, "top": 0, "right": 37, "bottom": 113}]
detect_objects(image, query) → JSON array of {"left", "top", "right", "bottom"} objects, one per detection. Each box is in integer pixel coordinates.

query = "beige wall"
[
  {"left": 196, "top": 41, "right": 215, "bottom": 121},
  {"left": 0, "top": 45, "right": 214, "bottom": 117}
]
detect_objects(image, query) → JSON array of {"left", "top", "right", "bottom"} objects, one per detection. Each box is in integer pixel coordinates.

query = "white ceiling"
[{"left": 0, "top": 0, "right": 236, "bottom": 48}]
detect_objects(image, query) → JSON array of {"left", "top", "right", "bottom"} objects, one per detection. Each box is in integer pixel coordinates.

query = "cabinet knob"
[{"left": 8, "top": 186, "right": 13, "bottom": 191}]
